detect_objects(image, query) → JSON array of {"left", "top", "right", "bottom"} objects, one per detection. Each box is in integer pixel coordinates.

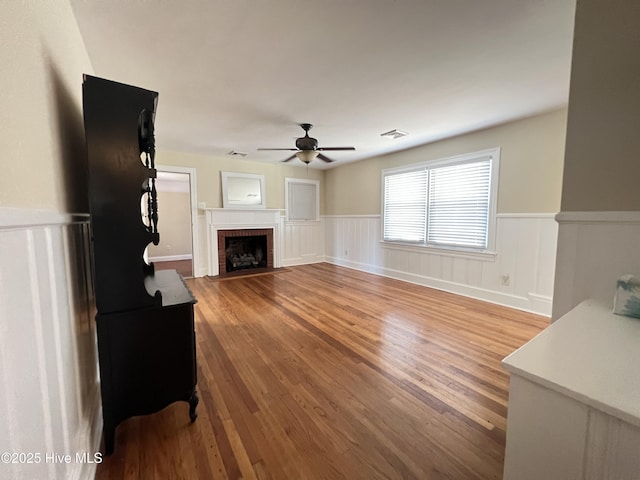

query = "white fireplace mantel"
[{"left": 205, "top": 208, "right": 283, "bottom": 276}]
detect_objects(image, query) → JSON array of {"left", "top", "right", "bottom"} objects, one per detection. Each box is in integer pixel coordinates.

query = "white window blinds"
[
  {"left": 427, "top": 158, "right": 491, "bottom": 248},
  {"left": 382, "top": 149, "right": 497, "bottom": 252},
  {"left": 383, "top": 169, "right": 427, "bottom": 243}
]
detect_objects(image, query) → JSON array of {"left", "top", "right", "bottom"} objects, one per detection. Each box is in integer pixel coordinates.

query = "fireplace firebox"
[{"left": 217, "top": 228, "right": 273, "bottom": 275}]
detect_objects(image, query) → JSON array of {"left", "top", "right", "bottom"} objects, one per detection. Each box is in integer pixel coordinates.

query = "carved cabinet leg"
[{"left": 189, "top": 389, "right": 199, "bottom": 422}]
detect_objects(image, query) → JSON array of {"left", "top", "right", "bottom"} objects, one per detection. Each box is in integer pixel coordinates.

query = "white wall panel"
[
  {"left": 503, "top": 376, "right": 588, "bottom": 480},
  {"left": 0, "top": 210, "right": 101, "bottom": 480},
  {"left": 467, "top": 260, "right": 483, "bottom": 288},
  {"left": 325, "top": 214, "right": 557, "bottom": 315},
  {"left": 585, "top": 410, "right": 640, "bottom": 480},
  {"left": 536, "top": 218, "right": 558, "bottom": 298},
  {"left": 280, "top": 218, "right": 325, "bottom": 267},
  {"left": 442, "top": 256, "right": 454, "bottom": 282},
  {"left": 194, "top": 212, "right": 208, "bottom": 277},
  {"left": 553, "top": 212, "right": 640, "bottom": 320}
]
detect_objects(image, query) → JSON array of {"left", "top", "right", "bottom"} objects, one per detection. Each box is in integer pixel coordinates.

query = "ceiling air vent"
[
  {"left": 228, "top": 150, "right": 248, "bottom": 157},
  {"left": 380, "top": 129, "right": 408, "bottom": 139}
]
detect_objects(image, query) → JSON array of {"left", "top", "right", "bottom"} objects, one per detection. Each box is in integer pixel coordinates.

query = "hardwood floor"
[
  {"left": 95, "top": 263, "right": 548, "bottom": 480},
  {"left": 153, "top": 259, "right": 193, "bottom": 278}
]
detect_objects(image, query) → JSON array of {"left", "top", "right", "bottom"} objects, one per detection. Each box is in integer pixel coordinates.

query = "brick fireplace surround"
[{"left": 217, "top": 228, "right": 274, "bottom": 275}]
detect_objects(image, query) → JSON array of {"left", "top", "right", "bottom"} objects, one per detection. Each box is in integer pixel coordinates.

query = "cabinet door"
[
  {"left": 97, "top": 303, "right": 196, "bottom": 426},
  {"left": 585, "top": 410, "right": 640, "bottom": 480},
  {"left": 503, "top": 375, "right": 588, "bottom": 480}
]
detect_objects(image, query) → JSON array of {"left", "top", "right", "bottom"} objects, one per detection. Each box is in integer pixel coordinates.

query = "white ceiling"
[{"left": 71, "top": 0, "right": 576, "bottom": 169}]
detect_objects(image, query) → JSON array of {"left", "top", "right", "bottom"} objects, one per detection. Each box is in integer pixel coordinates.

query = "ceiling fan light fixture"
[
  {"left": 380, "top": 129, "right": 408, "bottom": 139},
  {"left": 258, "top": 124, "right": 354, "bottom": 164},
  {"left": 295, "top": 150, "right": 319, "bottom": 164}
]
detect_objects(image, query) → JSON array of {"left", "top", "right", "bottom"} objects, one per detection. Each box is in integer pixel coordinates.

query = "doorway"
[{"left": 147, "top": 166, "right": 198, "bottom": 278}]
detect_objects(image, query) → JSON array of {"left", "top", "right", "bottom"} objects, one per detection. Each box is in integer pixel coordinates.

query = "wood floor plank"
[
  {"left": 95, "top": 263, "right": 547, "bottom": 479},
  {"left": 154, "top": 259, "right": 193, "bottom": 278}
]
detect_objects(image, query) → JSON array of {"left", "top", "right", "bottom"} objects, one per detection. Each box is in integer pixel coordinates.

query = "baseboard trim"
[
  {"left": 325, "top": 256, "right": 552, "bottom": 316},
  {"left": 149, "top": 254, "right": 193, "bottom": 262},
  {"left": 282, "top": 256, "right": 325, "bottom": 267},
  {"left": 68, "top": 392, "right": 103, "bottom": 480},
  {"left": 322, "top": 214, "right": 381, "bottom": 219},
  {"left": 193, "top": 265, "right": 208, "bottom": 278}
]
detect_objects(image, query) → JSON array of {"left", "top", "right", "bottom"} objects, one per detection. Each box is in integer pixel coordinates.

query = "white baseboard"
[
  {"left": 323, "top": 213, "right": 557, "bottom": 317},
  {"left": 193, "top": 265, "right": 208, "bottom": 277},
  {"left": 149, "top": 254, "right": 193, "bottom": 262},
  {"left": 282, "top": 253, "right": 325, "bottom": 267},
  {"left": 68, "top": 399, "right": 103, "bottom": 480},
  {"left": 326, "top": 256, "right": 552, "bottom": 316}
]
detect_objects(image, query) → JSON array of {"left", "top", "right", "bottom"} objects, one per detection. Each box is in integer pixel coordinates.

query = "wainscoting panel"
[
  {"left": 280, "top": 218, "right": 325, "bottom": 267},
  {"left": 325, "top": 214, "right": 557, "bottom": 316},
  {"left": 0, "top": 210, "right": 101, "bottom": 480},
  {"left": 553, "top": 212, "right": 640, "bottom": 320},
  {"left": 196, "top": 210, "right": 557, "bottom": 314},
  {"left": 585, "top": 409, "right": 640, "bottom": 480}
]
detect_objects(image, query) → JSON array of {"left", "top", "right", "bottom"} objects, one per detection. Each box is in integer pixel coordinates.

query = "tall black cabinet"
[{"left": 82, "top": 75, "right": 198, "bottom": 455}]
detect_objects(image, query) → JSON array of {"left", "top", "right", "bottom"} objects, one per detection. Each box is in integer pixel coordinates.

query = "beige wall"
[
  {"left": 148, "top": 191, "right": 192, "bottom": 257},
  {"left": 560, "top": 0, "right": 640, "bottom": 212},
  {"left": 0, "top": 0, "right": 93, "bottom": 212},
  {"left": 325, "top": 109, "right": 567, "bottom": 215},
  {"left": 156, "top": 150, "right": 326, "bottom": 213}
]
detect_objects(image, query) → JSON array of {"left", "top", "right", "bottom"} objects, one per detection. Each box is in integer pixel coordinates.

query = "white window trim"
[
  {"left": 380, "top": 239, "right": 497, "bottom": 261},
  {"left": 285, "top": 177, "right": 320, "bottom": 223},
  {"left": 380, "top": 147, "right": 500, "bottom": 256}
]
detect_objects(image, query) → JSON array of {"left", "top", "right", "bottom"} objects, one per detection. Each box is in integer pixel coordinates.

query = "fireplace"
[
  {"left": 217, "top": 228, "right": 274, "bottom": 275},
  {"left": 205, "top": 208, "right": 281, "bottom": 276}
]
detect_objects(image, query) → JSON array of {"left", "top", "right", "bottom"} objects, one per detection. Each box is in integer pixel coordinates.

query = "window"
[
  {"left": 383, "top": 169, "right": 428, "bottom": 242},
  {"left": 382, "top": 148, "right": 499, "bottom": 253},
  {"left": 285, "top": 177, "right": 319, "bottom": 221}
]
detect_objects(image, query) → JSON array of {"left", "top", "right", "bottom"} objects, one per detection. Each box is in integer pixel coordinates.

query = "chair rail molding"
[{"left": 553, "top": 211, "right": 640, "bottom": 320}]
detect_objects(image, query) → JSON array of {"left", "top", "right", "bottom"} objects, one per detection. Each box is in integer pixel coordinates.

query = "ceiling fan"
[{"left": 257, "top": 123, "right": 355, "bottom": 164}]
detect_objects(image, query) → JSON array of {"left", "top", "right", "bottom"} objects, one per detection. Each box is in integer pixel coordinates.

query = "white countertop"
[{"left": 503, "top": 299, "right": 640, "bottom": 427}]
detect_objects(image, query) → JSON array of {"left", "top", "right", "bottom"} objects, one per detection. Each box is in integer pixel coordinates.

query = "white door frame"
[{"left": 155, "top": 165, "right": 200, "bottom": 277}]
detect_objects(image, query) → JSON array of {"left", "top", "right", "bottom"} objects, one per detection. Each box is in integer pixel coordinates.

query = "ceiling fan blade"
[
  {"left": 317, "top": 147, "right": 356, "bottom": 151},
  {"left": 281, "top": 154, "right": 297, "bottom": 163},
  {"left": 257, "top": 148, "right": 298, "bottom": 151},
  {"left": 317, "top": 153, "right": 334, "bottom": 163}
]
